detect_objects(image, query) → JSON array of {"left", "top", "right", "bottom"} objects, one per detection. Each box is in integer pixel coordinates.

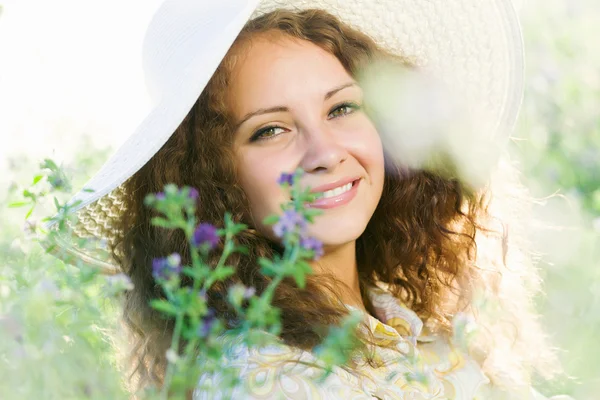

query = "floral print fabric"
[{"left": 194, "top": 285, "right": 562, "bottom": 399}]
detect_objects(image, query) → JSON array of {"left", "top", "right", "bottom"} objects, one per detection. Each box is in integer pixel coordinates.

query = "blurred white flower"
[
  {"left": 0, "top": 284, "right": 10, "bottom": 298},
  {"left": 593, "top": 217, "right": 600, "bottom": 233},
  {"left": 105, "top": 273, "right": 134, "bottom": 293},
  {"left": 166, "top": 349, "right": 179, "bottom": 363},
  {"left": 360, "top": 62, "right": 502, "bottom": 189}
]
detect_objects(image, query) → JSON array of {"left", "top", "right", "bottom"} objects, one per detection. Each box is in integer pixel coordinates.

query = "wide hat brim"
[{"left": 45, "top": 0, "right": 524, "bottom": 273}]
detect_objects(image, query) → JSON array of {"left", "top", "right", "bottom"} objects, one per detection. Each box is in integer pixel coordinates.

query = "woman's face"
[{"left": 229, "top": 34, "right": 385, "bottom": 248}]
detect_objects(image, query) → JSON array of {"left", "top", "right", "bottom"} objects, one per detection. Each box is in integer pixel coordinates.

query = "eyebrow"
[{"left": 234, "top": 81, "right": 358, "bottom": 129}]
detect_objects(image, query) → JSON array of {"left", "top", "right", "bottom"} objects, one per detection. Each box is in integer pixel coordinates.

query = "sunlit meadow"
[{"left": 1, "top": 0, "right": 598, "bottom": 399}]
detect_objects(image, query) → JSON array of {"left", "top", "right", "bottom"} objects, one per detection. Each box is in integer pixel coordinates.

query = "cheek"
[
  {"left": 347, "top": 121, "right": 385, "bottom": 181},
  {"left": 236, "top": 150, "right": 290, "bottom": 222},
  {"left": 364, "top": 137, "right": 385, "bottom": 196},
  {"left": 363, "top": 129, "right": 384, "bottom": 165}
]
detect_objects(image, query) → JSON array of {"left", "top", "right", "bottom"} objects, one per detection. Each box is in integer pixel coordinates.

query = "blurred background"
[{"left": 0, "top": 0, "right": 598, "bottom": 398}]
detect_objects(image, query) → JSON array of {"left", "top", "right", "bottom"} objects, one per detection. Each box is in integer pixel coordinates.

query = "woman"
[{"left": 50, "top": 0, "right": 568, "bottom": 398}]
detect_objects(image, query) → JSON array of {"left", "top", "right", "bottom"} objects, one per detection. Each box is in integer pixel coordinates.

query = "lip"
[{"left": 308, "top": 178, "right": 361, "bottom": 209}]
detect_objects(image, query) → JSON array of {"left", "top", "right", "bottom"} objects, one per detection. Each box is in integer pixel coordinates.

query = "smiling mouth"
[
  {"left": 306, "top": 179, "right": 361, "bottom": 209},
  {"left": 318, "top": 182, "right": 354, "bottom": 198},
  {"left": 290, "top": 179, "right": 360, "bottom": 201}
]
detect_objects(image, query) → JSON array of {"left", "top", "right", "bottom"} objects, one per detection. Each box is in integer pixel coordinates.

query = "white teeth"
[{"left": 321, "top": 182, "right": 352, "bottom": 198}]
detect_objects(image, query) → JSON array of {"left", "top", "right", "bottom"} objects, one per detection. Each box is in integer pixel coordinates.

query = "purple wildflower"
[
  {"left": 192, "top": 223, "right": 220, "bottom": 250},
  {"left": 155, "top": 192, "right": 166, "bottom": 201},
  {"left": 198, "top": 309, "right": 217, "bottom": 338},
  {"left": 273, "top": 209, "right": 307, "bottom": 238},
  {"left": 277, "top": 172, "right": 295, "bottom": 186},
  {"left": 188, "top": 187, "right": 199, "bottom": 200},
  {"left": 152, "top": 253, "right": 182, "bottom": 280},
  {"left": 300, "top": 236, "right": 324, "bottom": 260},
  {"left": 243, "top": 286, "right": 256, "bottom": 299}
]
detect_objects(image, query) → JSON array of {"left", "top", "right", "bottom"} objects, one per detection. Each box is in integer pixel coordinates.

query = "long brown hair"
[{"left": 112, "top": 8, "right": 559, "bottom": 395}]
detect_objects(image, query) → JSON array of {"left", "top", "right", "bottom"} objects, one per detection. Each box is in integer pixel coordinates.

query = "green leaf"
[
  {"left": 150, "top": 217, "right": 174, "bottom": 229},
  {"left": 262, "top": 214, "right": 280, "bottom": 226},
  {"left": 293, "top": 268, "right": 307, "bottom": 289},
  {"left": 235, "top": 245, "right": 249, "bottom": 255},
  {"left": 204, "top": 265, "right": 236, "bottom": 289},
  {"left": 182, "top": 266, "right": 208, "bottom": 281},
  {"left": 32, "top": 174, "right": 43, "bottom": 185},
  {"left": 303, "top": 208, "right": 323, "bottom": 219},
  {"left": 8, "top": 201, "right": 29, "bottom": 208},
  {"left": 258, "top": 258, "right": 276, "bottom": 276},
  {"left": 68, "top": 199, "right": 83, "bottom": 209},
  {"left": 223, "top": 212, "right": 233, "bottom": 225},
  {"left": 41, "top": 158, "right": 59, "bottom": 171},
  {"left": 296, "top": 260, "right": 314, "bottom": 275},
  {"left": 213, "top": 266, "right": 235, "bottom": 281},
  {"left": 229, "top": 222, "right": 248, "bottom": 235},
  {"left": 25, "top": 206, "right": 34, "bottom": 219},
  {"left": 150, "top": 299, "right": 180, "bottom": 316}
]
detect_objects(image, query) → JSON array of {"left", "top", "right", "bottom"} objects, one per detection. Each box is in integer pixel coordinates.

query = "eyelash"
[{"left": 249, "top": 101, "right": 362, "bottom": 142}]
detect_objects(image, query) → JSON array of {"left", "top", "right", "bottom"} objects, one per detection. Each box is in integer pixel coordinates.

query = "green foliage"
[
  {"left": 512, "top": 0, "right": 600, "bottom": 397},
  {"left": 136, "top": 169, "right": 371, "bottom": 398},
  {"left": 0, "top": 171, "right": 128, "bottom": 399},
  {"left": 0, "top": 163, "right": 372, "bottom": 399},
  {"left": 1, "top": 0, "right": 598, "bottom": 397}
]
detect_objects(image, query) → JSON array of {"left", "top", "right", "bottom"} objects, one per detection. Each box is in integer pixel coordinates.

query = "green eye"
[
  {"left": 328, "top": 102, "right": 360, "bottom": 119},
  {"left": 250, "top": 126, "right": 286, "bottom": 142}
]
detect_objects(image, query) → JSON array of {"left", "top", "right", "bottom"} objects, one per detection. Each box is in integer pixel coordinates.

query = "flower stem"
[
  {"left": 262, "top": 275, "right": 283, "bottom": 304},
  {"left": 263, "top": 240, "right": 300, "bottom": 302},
  {"left": 160, "top": 312, "right": 184, "bottom": 399},
  {"left": 201, "top": 242, "right": 232, "bottom": 292}
]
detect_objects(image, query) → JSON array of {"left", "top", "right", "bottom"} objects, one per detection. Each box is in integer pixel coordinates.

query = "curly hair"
[{"left": 112, "top": 8, "right": 560, "bottom": 396}]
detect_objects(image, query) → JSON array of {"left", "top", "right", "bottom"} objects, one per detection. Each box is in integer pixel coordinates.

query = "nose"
[{"left": 299, "top": 125, "right": 348, "bottom": 173}]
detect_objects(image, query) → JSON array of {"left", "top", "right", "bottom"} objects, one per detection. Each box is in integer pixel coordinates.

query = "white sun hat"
[{"left": 45, "top": 0, "right": 524, "bottom": 273}]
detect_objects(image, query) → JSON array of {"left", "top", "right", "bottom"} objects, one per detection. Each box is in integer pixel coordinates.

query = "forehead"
[{"left": 227, "top": 34, "right": 353, "bottom": 113}]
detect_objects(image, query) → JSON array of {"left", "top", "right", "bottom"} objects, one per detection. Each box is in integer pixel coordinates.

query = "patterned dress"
[{"left": 194, "top": 286, "right": 569, "bottom": 399}]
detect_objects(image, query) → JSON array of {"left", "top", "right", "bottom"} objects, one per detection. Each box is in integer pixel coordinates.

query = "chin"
[{"left": 309, "top": 218, "right": 369, "bottom": 247}]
